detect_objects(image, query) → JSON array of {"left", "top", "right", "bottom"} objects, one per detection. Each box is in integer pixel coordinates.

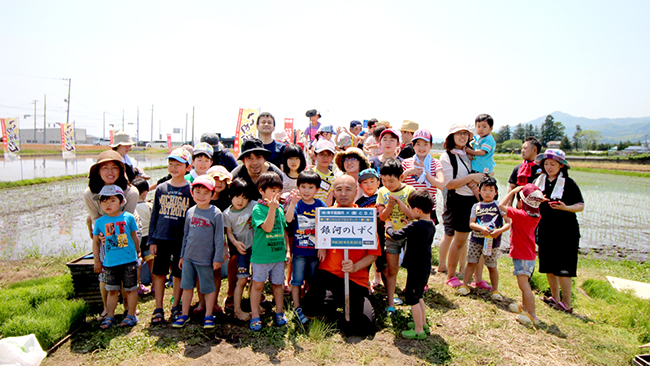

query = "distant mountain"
[{"left": 522, "top": 111, "right": 650, "bottom": 143}]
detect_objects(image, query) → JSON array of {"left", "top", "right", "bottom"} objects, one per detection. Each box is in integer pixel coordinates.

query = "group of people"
[{"left": 82, "top": 109, "right": 584, "bottom": 339}]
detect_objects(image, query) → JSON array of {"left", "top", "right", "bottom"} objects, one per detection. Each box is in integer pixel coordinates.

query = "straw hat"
[{"left": 334, "top": 147, "right": 370, "bottom": 172}]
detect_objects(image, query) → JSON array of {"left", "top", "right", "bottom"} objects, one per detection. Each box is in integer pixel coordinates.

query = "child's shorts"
[
  {"left": 512, "top": 259, "right": 535, "bottom": 278},
  {"left": 251, "top": 262, "right": 284, "bottom": 285},
  {"left": 467, "top": 241, "right": 499, "bottom": 268},
  {"left": 180, "top": 260, "right": 216, "bottom": 294},
  {"left": 404, "top": 269, "right": 430, "bottom": 306},
  {"left": 385, "top": 237, "right": 407, "bottom": 255},
  {"left": 104, "top": 261, "right": 138, "bottom": 292},
  {"left": 140, "top": 236, "right": 154, "bottom": 262},
  {"left": 290, "top": 255, "right": 319, "bottom": 287},
  {"left": 236, "top": 248, "right": 253, "bottom": 279},
  {"left": 151, "top": 239, "right": 182, "bottom": 278}
]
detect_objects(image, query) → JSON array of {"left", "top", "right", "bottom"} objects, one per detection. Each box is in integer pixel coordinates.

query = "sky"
[{"left": 1, "top": 0, "right": 649, "bottom": 141}]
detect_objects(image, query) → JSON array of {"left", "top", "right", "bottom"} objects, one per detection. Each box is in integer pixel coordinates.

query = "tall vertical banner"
[
  {"left": 1, "top": 118, "right": 21, "bottom": 161},
  {"left": 60, "top": 123, "right": 76, "bottom": 159},
  {"left": 166, "top": 133, "right": 172, "bottom": 153},
  {"left": 233, "top": 108, "right": 259, "bottom": 157},
  {"left": 284, "top": 118, "right": 294, "bottom": 143}
]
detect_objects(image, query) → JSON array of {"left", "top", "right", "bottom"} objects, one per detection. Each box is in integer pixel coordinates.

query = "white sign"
[{"left": 315, "top": 208, "right": 377, "bottom": 250}]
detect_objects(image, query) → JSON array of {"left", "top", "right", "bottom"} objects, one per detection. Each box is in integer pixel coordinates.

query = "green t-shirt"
[{"left": 251, "top": 203, "right": 287, "bottom": 264}]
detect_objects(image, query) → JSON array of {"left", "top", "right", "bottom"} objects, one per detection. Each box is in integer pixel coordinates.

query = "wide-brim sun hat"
[
  {"left": 334, "top": 147, "right": 370, "bottom": 172},
  {"left": 207, "top": 165, "right": 233, "bottom": 184},
  {"left": 534, "top": 149, "right": 570, "bottom": 169},
  {"left": 88, "top": 150, "right": 124, "bottom": 177},
  {"left": 109, "top": 131, "right": 135, "bottom": 148},
  {"left": 238, "top": 138, "right": 271, "bottom": 161},
  {"left": 447, "top": 122, "right": 474, "bottom": 137}
]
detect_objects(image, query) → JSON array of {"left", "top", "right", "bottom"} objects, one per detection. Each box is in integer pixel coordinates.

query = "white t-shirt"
[{"left": 440, "top": 151, "right": 474, "bottom": 197}]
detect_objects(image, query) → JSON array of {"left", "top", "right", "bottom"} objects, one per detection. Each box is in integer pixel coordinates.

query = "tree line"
[{"left": 493, "top": 114, "right": 638, "bottom": 153}]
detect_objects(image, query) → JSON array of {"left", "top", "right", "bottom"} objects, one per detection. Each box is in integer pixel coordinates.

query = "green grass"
[
  {"left": 570, "top": 166, "right": 650, "bottom": 178},
  {"left": 581, "top": 279, "right": 650, "bottom": 343},
  {"left": 0, "top": 275, "right": 88, "bottom": 349}
]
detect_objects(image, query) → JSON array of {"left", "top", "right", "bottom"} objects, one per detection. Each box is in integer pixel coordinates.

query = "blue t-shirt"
[
  {"left": 469, "top": 201, "right": 505, "bottom": 248},
  {"left": 471, "top": 134, "right": 496, "bottom": 174},
  {"left": 93, "top": 212, "right": 139, "bottom": 267},
  {"left": 292, "top": 199, "right": 326, "bottom": 257}
]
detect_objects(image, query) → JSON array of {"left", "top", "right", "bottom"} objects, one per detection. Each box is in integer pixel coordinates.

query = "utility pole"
[
  {"left": 137, "top": 106, "right": 140, "bottom": 143},
  {"left": 43, "top": 95, "right": 46, "bottom": 144},
  {"left": 103, "top": 112, "right": 106, "bottom": 138},
  {"left": 65, "top": 78, "right": 71, "bottom": 126},
  {"left": 192, "top": 106, "right": 195, "bottom": 144},
  {"left": 150, "top": 105, "right": 154, "bottom": 142},
  {"left": 185, "top": 113, "right": 188, "bottom": 143},
  {"left": 32, "top": 100, "right": 37, "bottom": 143},
  {"left": 159, "top": 120, "right": 161, "bottom": 140},
  {"left": 122, "top": 109, "right": 125, "bottom": 131}
]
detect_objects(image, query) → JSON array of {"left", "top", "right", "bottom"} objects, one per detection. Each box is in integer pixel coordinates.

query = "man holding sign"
[{"left": 302, "top": 175, "right": 380, "bottom": 336}]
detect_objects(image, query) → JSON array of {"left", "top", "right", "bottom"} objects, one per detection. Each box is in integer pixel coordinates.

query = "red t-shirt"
[
  {"left": 318, "top": 204, "right": 382, "bottom": 289},
  {"left": 507, "top": 206, "right": 541, "bottom": 260}
]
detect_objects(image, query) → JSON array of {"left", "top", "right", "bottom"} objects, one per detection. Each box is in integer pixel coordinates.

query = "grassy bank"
[{"left": 0, "top": 250, "right": 636, "bottom": 365}]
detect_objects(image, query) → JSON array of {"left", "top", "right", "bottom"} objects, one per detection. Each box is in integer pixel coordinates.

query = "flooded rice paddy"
[{"left": 0, "top": 163, "right": 648, "bottom": 261}]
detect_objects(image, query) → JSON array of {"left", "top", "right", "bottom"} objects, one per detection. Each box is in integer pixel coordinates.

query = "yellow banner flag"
[
  {"left": 233, "top": 108, "right": 259, "bottom": 157},
  {"left": 1, "top": 118, "right": 20, "bottom": 161},
  {"left": 60, "top": 123, "right": 76, "bottom": 159}
]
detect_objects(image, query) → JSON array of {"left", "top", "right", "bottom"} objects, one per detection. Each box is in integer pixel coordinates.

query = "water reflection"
[
  {"left": 0, "top": 168, "right": 169, "bottom": 259},
  {"left": 0, "top": 155, "right": 170, "bottom": 182}
]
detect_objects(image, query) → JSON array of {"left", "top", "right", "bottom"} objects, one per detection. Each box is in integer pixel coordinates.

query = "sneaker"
[
  {"left": 517, "top": 313, "right": 540, "bottom": 326},
  {"left": 509, "top": 303, "right": 523, "bottom": 313},
  {"left": 393, "top": 297, "right": 404, "bottom": 306},
  {"left": 490, "top": 290, "right": 504, "bottom": 301},
  {"left": 385, "top": 306, "right": 395, "bottom": 317},
  {"left": 456, "top": 285, "right": 470, "bottom": 296},
  {"left": 402, "top": 329, "right": 427, "bottom": 339}
]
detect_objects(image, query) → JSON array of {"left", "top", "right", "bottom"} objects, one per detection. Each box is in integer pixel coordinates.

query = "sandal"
[
  {"left": 385, "top": 306, "right": 395, "bottom": 317},
  {"left": 151, "top": 308, "right": 165, "bottom": 325},
  {"left": 275, "top": 312, "right": 288, "bottom": 326},
  {"left": 401, "top": 329, "right": 427, "bottom": 339},
  {"left": 170, "top": 305, "right": 182, "bottom": 321},
  {"left": 172, "top": 314, "right": 190, "bottom": 328},
  {"left": 542, "top": 296, "right": 557, "bottom": 306},
  {"left": 203, "top": 315, "right": 216, "bottom": 329},
  {"left": 456, "top": 284, "right": 470, "bottom": 296},
  {"left": 119, "top": 314, "right": 138, "bottom": 327},
  {"left": 100, "top": 317, "right": 116, "bottom": 330},
  {"left": 553, "top": 301, "right": 573, "bottom": 313},
  {"left": 235, "top": 311, "right": 251, "bottom": 321},
  {"left": 445, "top": 277, "right": 463, "bottom": 288},
  {"left": 249, "top": 317, "right": 262, "bottom": 331},
  {"left": 393, "top": 297, "right": 404, "bottom": 306},
  {"left": 294, "top": 307, "right": 308, "bottom": 324},
  {"left": 213, "top": 305, "right": 223, "bottom": 314},
  {"left": 192, "top": 306, "right": 205, "bottom": 315},
  {"left": 223, "top": 296, "right": 235, "bottom": 314},
  {"left": 471, "top": 280, "right": 493, "bottom": 291},
  {"left": 407, "top": 321, "right": 430, "bottom": 332},
  {"left": 96, "top": 312, "right": 108, "bottom": 322}
]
